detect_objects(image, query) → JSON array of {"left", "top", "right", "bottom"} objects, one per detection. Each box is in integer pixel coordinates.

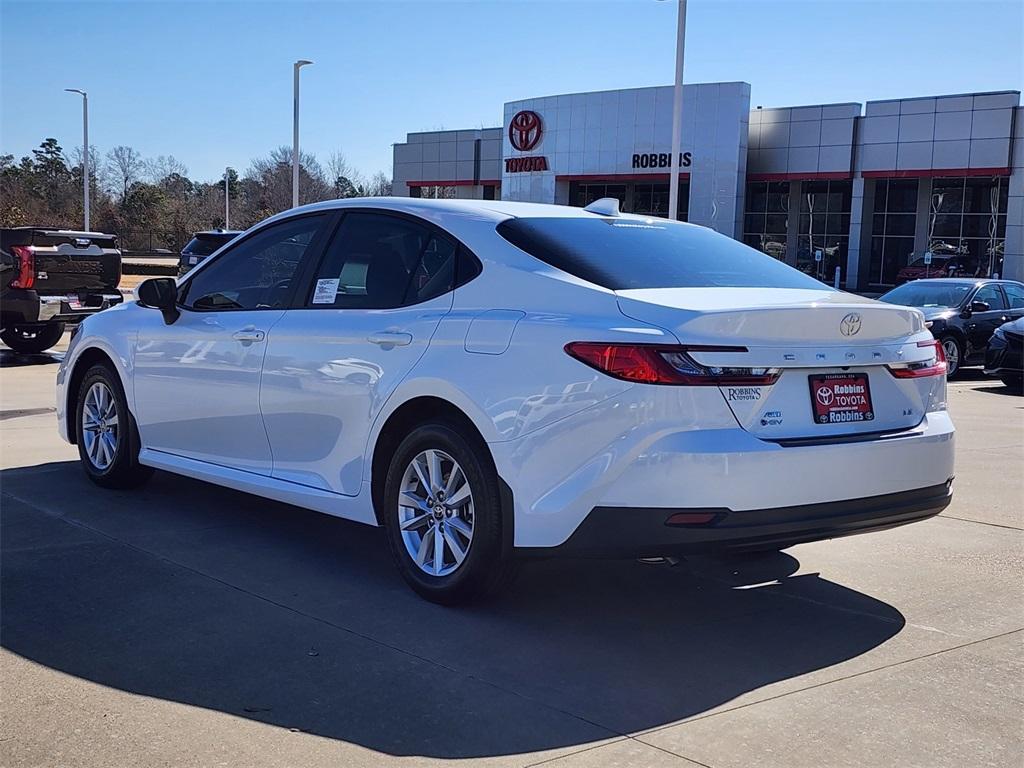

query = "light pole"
[
  {"left": 658, "top": 0, "right": 687, "bottom": 221},
  {"left": 65, "top": 88, "right": 90, "bottom": 230},
  {"left": 224, "top": 167, "right": 231, "bottom": 228},
  {"left": 292, "top": 59, "right": 313, "bottom": 208}
]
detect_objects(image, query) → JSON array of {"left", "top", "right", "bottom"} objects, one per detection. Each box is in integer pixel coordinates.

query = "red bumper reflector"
[{"left": 665, "top": 511, "right": 718, "bottom": 526}]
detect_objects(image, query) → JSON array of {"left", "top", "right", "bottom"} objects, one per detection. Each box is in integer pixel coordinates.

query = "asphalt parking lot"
[{"left": 1, "top": 333, "right": 1021, "bottom": 768}]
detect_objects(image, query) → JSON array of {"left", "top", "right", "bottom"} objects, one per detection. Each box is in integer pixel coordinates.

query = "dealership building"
[{"left": 391, "top": 84, "right": 1023, "bottom": 288}]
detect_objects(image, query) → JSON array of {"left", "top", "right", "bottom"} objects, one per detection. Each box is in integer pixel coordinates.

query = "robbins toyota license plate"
[{"left": 808, "top": 373, "right": 874, "bottom": 425}]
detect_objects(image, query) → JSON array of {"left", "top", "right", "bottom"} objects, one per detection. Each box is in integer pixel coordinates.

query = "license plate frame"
[{"left": 808, "top": 373, "right": 875, "bottom": 425}]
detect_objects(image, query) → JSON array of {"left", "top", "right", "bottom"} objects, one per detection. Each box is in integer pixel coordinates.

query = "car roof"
[
  {"left": 1, "top": 226, "right": 115, "bottom": 237},
  {"left": 266, "top": 196, "right": 669, "bottom": 225},
  {"left": 193, "top": 229, "right": 242, "bottom": 236},
  {"left": 902, "top": 278, "right": 1020, "bottom": 285}
]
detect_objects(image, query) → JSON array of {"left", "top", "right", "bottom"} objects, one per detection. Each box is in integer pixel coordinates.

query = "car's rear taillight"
[
  {"left": 887, "top": 339, "right": 947, "bottom": 378},
  {"left": 564, "top": 342, "right": 780, "bottom": 386},
  {"left": 9, "top": 246, "right": 35, "bottom": 289}
]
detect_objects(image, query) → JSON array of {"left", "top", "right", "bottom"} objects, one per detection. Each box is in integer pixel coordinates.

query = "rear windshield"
[
  {"left": 183, "top": 234, "right": 234, "bottom": 256},
  {"left": 879, "top": 282, "right": 973, "bottom": 308},
  {"left": 496, "top": 217, "right": 827, "bottom": 291}
]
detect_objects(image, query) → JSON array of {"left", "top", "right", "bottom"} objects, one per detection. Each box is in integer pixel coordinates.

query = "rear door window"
[
  {"left": 497, "top": 217, "right": 826, "bottom": 290},
  {"left": 307, "top": 212, "right": 457, "bottom": 309},
  {"left": 1001, "top": 282, "right": 1024, "bottom": 309}
]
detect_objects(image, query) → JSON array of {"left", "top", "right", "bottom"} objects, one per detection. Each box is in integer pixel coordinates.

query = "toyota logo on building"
[
  {"left": 509, "top": 110, "right": 543, "bottom": 152},
  {"left": 839, "top": 312, "right": 862, "bottom": 337}
]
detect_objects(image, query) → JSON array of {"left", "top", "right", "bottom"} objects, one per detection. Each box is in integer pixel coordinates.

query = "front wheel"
[
  {"left": 939, "top": 335, "right": 962, "bottom": 378},
  {"left": 1, "top": 322, "right": 65, "bottom": 354},
  {"left": 75, "top": 364, "right": 154, "bottom": 489},
  {"left": 382, "top": 423, "right": 517, "bottom": 605}
]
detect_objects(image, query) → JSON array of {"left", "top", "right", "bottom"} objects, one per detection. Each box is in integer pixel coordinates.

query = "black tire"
[
  {"left": 74, "top": 363, "right": 154, "bottom": 489},
  {"left": 382, "top": 422, "right": 517, "bottom": 605},
  {"left": 939, "top": 334, "right": 963, "bottom": 378},
  {"left": 999, "top": 374, "right": 1023, "bottom": 393},
  {"left": 1, "top": 322, "right": 65, "bottom": 354}
]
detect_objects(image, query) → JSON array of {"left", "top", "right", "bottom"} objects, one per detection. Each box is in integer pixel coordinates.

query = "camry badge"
[{"left": 840, "top": 312, "right": 862, "bottom": 337}]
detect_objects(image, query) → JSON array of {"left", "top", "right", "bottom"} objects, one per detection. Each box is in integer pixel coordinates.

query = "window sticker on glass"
[{"left": 312, "top": 278, "right": 340, "bottom": 304}]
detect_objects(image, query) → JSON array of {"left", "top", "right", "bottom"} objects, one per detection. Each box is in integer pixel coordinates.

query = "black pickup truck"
[{"left": 1, "top": 227, "right": 123, "bottom": 354}]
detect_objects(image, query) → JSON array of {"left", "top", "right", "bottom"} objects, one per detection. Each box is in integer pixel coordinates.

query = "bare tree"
[
  {"left": 365, "top": 171, "right": 392, "bottom": 197},
  {"left": 106, "top": 145, "right": 145, "bottom": 200},
  {"left": 146, "top": 154, "right": 188, "bottom": 183},
  {"left": 245, "top": 146, "right": 331, "bottom": 215},
  {"left": 326, "top": 151, "right": 355, "bottom": 187}
]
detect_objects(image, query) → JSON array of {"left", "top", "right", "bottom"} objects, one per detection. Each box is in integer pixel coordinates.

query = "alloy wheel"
[
  {"left": 397, "top": 449, "right": 475, "bottom": 577},
  {"left": 941, "top": 338, "right": 959, "bottom": 376},
  {"left": 81, "top": 381, "right": 119, "bottom": 470}
]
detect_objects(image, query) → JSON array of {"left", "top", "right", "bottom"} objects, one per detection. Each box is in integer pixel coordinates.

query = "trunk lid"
[
  {"left": 617, "top": 287, "right": 942, "bottom": 439},
  {"left": 3, "top": 229, "right": 122, "bottom": 292}
]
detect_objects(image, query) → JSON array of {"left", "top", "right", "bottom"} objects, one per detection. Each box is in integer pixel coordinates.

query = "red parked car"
[{"left": 894, "top": 255, "right": 966, "bottom": 285}]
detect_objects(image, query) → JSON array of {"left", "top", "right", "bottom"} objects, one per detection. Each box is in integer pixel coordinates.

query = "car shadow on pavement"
[
  {"left": 974, "top": 386, "right": 1023, "bottom": 398},
  {"left": 1, "top": 460, "right": 906, "bottom": 759},
  {"left": 0, "top": 348, "right": 64, "bottom": 368}
]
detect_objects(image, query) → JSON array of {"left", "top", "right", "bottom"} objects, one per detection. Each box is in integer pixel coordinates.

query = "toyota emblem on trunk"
[{"left": 840, "top": 313, "right": 862, "bottom": 336}]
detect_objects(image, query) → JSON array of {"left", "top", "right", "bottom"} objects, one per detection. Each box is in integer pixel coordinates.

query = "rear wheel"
[
  {"left": 939, "top": 334, "right": 962, "bottom": 378},
  {"left": 382, "top": 422, "right": 517, "bottom": 604},
  {"left": 75, "top": 364, "right": 154, "bottom": 489},
  {"left": 1, "top": 322, "right": 65, "bottom": 354}
]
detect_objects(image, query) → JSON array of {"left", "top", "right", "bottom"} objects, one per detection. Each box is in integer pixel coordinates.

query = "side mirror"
[
  {"left": 136, "top": 277, "right": 180, "bottom": 324},
  {"left": 970, "top": 300, "right": 991, "bottom": 313}
]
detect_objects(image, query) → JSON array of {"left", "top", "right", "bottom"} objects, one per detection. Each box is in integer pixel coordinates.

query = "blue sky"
[{"left": 2, "top": 0, "right": 1022, "bottom": 183}]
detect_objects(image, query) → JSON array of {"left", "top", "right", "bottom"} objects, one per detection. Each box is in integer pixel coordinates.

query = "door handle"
[
  {"left": 232, "top": 329, "right": 266, "bottom": 343},
  {"left": 367, "top": 331, "right": 412, "bottom": 347}
]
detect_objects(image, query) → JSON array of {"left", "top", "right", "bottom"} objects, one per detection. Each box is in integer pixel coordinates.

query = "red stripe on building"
[
  {"left": 746, "top": 172, "right": 852, "bottom": 182},
  {"left": 406, "top": 179, "right": 501, "bottom": 187},
  {"left": 860, "top": 167, "right": 1010, "bottom": 179},
  {"left": 555, "top": 173, "right": 691, "bottom": 182}
]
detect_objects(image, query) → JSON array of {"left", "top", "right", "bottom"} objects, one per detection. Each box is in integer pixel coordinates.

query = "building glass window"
[
  {"left": 927, "top": 176, "right": 1008, "bottom": 278},
  {"left": 413, "top": 185, "right": 456, "bottom": 199},
  {"left": 631, "top": 182, "right": 688, "bottom": 220},
  {"left": 797, "top": 180, "right": 851, "bottom": 284},
  {"left": 742, "top": 181, "right": 789, "bottom": 261},
  {"left": 571, "top": 182, "right": 628, "bottom": 210},
  {"left": 869, "top": 179, "right": 919, "bottom": 286},
  {"left": 569, "top": 181, "right": 688, "bottom": 220}
]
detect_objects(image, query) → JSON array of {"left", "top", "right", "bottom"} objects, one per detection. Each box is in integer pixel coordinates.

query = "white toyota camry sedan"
[{"left": 56, "top": 197, "right": 955, "bottom": 603}]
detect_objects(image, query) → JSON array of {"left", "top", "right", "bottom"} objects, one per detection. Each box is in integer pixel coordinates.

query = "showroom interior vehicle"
[{"left": 55, "top": 197, "right": 956, "bottom": 604}]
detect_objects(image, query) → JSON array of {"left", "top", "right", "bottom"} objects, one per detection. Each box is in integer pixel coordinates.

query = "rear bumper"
[
  {"left": 538, "top": 480, "right": 952, "bottom": 558},
  {"left": 493, "top": 381, "right": 955, "bottom": 549},
  {"left": 2, "top": 289, "right": 123, "bottom": 325}
]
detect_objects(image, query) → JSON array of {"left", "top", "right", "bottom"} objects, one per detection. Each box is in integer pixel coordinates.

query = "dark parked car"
[
  {"left": 1, "top": 227, "right": 123, "bottom": 354},
  {"left": 178, "top": 229, "right": 241, "bottom": 276},
  {"left": 984, "top": 317, "right": 1023, "bottom": 392},
  {"left": 878, "top": 278, "right": 1024, "bottom": 377}
]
